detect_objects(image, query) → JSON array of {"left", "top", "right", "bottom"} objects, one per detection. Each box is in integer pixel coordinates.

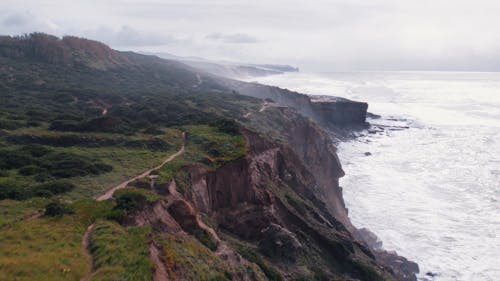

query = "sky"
[{"left": 1, "top": 0, "right": 500, "bottom": 72}]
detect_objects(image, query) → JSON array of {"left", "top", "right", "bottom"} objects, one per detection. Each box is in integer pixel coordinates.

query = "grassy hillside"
[{"left": 0, "top": 34, "right": 398, "bottom": 281}]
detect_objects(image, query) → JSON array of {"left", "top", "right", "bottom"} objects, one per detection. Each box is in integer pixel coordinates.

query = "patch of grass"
[
  {"left": 155, "top": 125, "right": 247, "bottom": 186},
  {"left": 236, "top": 246, "right": 283, "bottom": 281},
  {"left": 0, "top": 198, "right": 48, "bottom": 228},
  {"left": 192, "top": 229, "right": 218, "bottom": 251},
  {"left": 0, "top": 215, "right": 86, "bottom": 281},
  {"left": 159, "top": 235, "right": 230, "bottom": 281},
  {"left": 285, "top": 193, "right": 311, "bottom": 216},
  {"left": 90, "top": 220, "right": 153, "bottom": 281}
]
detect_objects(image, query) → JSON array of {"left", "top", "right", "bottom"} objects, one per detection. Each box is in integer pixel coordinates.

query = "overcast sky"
[{"left": 1, "top": 0, "right": 500, "bottom": 71}]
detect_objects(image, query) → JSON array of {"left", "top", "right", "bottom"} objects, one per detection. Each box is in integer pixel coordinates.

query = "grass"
[
  {"left": 0, "top": 127, "right": 183, "bottom": 200},
  {"left": 155, "top": 125, "right": 247, "bottom": 187},
  {"left": 0, "top": 214, "right": 86, "bottom": 281},
  {"left": 159, "top": 234, "right": 231, "bottom": 281},
  {"left": 236, "top": 246, "right": 283, "bottom": 281},
  {"left": 0, "top": 198, "right": 48, "bottom": 228},
  {"left": 0, "top": 198, "right": 116, "bottom": 281},
  {"left": 90, "top": 220, "right": 153, "bottom": 281}
]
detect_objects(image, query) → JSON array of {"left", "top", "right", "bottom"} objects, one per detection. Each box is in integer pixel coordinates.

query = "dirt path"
[
  {"left": 96, "top": 133, "right": 186, "bottom": 201},
  {"left": 243, "top": 101, "right": 273, "bottom": 118},
  {"left": 168, "top": 179, "right": 221, "bottom": 245},
  {"left": 150, "top": 242, "right": 170, "bottom": 281},
  {"left": 80, "top": 223, "right": 95, "bottom": 281}
]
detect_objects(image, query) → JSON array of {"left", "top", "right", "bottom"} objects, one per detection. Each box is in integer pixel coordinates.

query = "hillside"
[{"left": 0, "top": 33, "right": 417, "bottom": 281}]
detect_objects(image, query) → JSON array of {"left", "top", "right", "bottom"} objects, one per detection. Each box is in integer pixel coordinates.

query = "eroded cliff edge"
[{"left": 124, "top": 105, "right": 419, "bottom": 280}]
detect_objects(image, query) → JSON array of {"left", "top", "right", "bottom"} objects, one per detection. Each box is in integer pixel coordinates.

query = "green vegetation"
[
  {"left": 89, "top": 220, "right": 153, "bottom": 281},
  {"left": 159, "top": 235, "right": 233, "bottom": 281},
  {"left": 155, "top": 125, "right": 247, "bottom": 188},
  {"left": 236, "top": 246, "right": 283, "bottom": 281},
  {"left": 44, "top": 201, "right": 75, "bottom": 217},
  {"left": 0, "top": 213, "right": 87, "bottom": 281}
]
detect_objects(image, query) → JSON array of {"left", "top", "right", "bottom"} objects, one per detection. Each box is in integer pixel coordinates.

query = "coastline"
[{"left": 226, "top": 76, "right": 420, "bottom": 280}]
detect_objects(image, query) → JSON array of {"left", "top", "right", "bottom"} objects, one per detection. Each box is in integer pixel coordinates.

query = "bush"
[
  {"left": 114, "top": 191, "right": 147, "bottom": 212},
  {"left": 211, "top": 119, "right": 240, "bottom": 135},
  {"left": 19, "top": 144, "right": 52, "bottom": 157},
  {"left": 40, "top": 152, "right": 113, "bottom": 178},
  {"left": 18, "top": 165, "right": 46, "bottom": 176},
  {"left": 0, "top": 182, "right": 32, "bottom": 200},
  {"left": 0, "top": 149, "right": 35, "bottom": 169},
  {"left": 237, "top": 246, "right": 283, "bottom": 281},
  {"left": 36, "top": 181, "right": 76, "bottom": 196},
  {"left": 44, "top": 201, "right": 74, "bottom": 217},
  {"left": 130, "top": 178, "right": 151, "bottom": 189},
  {"left": 143, "top": 126, "right": 163, "bottom": 135}
]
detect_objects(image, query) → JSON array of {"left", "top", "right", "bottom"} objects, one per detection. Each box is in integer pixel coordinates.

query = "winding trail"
[
  {"left": 80, "top": 133, "right": 186, "bottom": 280},
  {"left": 80, "top": 223, "right": 95, "bottom": 281},
  {"left": 96, "top": 132, "right": 186, "bottom": 201},
  {"left": 150, "top": 242, "right": 170, "bottom": 281}
]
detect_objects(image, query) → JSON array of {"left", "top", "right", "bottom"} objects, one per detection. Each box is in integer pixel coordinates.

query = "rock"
[
  {"left": 364, "top": 152, "right": 372, "bottom": 156},
  {"left": 375, "top": 250, "right": 419, "bottom": 281},
  {"left": 426, "top": 271, "right": 439, "bottom": 277},
  {"left": 258, "top": 223, "right": 302, "bottom": 261},
  {"left": 367, "top": 112, "right": 382, "bottom": 119},
  {"left": 355, "top": 228, "right": 382, "bottom": 250}
]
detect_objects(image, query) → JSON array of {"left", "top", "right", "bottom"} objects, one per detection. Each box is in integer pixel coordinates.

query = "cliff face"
[
  {"left": 120, "top": 108, "right": 417, "bottom": 280},
  {"left": 219, "top": 78, "right": 368, "bottom": 129},
  {"left": 311, "top": 100, "right": 368, "bottom": 125},
  {"left": 137, "top": 128, "right": 391, "bottom": 280}
]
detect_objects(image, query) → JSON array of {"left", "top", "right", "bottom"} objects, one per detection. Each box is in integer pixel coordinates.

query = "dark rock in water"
[
  {"left": 259, "top": 223, "right": 303, "bottom": 262},
  {"left": 354, "top": 228, "right": 419, "bottom": 281},
  {"left": 364, "top": 152, "right": 372, "bottom": 156},
  {"left": 375, "top": 250, "right": 420, "bottom": 281},
  {"left": 426, "top": 271, "right": 439, "bottom": 277},
  {"left": 367, "top": 112, "right": 382, "bottom": 119},
  {"left": 355, "top": 228, "right": 383, "bottom": 250}
]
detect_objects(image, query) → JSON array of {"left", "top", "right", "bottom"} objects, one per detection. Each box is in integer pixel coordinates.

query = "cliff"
[
  {"left": 218, "top": 78, "right": 368, "bottom": 129},
  {"left": 124, "top": 127, "right": 395, "bottom": 280}
]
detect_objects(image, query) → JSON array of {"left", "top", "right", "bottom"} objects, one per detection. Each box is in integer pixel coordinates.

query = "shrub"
[
  {"left": 44, "top": 201, "right": 74, "bottom": 217},
  {"left": 20, "top": 144, "right": 52, "bottom": 157},
  {"left": 40, "top": 152, "right": 113, "bottom": 178},
  {"left": 0, "top": 182, "right": 32, "bottom": 200},
  {"left": 143, "top": 126, "right": 163, "bottom": 135},
  {"left": 0, "top": 149, "right": 35, "bottom": 169},
  {"left": 237, "top": 246, "right": 283, "bottom": 281},
  {"left": 114, "top": 191, "right": 147, "bottom": 212},
  {"left": 36, "top": 181, "right": 76, "bottom": 196},
  {"left": 18, "top": 165, "right": 46, "bottom": 176},
  {"left": 211, "top": 119, "right": 240, "bottom": 135}
]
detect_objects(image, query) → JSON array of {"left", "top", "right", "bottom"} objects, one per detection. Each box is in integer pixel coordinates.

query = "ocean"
[{"left": 250, "top": 71, "right": 500, "bottom": 281}]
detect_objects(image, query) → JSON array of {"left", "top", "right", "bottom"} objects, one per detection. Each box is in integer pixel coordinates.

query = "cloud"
[
  {"left": 1, "top": 0, "right": 500, "bottom": 71},
  {"left": 0, "top": 10, "right": 61, "bottom": 34},
  {"left": 83, "top": 25, "right": 179, "bottom": 47},
  {"left": 2, "top": 12, "right": 28, "bottom": 27},
  {"left": 205, "top": 33, "right": 259, "bottom": 44}
]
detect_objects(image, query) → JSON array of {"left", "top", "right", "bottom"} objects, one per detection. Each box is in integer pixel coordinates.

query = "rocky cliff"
[
  {"left": 218, "top": 79, "right": 368, "bottom": 129},
  {"left": 117, "top": 105, "right": 418, "bottom": 281}
]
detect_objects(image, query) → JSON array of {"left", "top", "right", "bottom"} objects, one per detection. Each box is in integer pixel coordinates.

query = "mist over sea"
[{"left": 251, "top": 71, "right": 500, "bottom": 281}]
